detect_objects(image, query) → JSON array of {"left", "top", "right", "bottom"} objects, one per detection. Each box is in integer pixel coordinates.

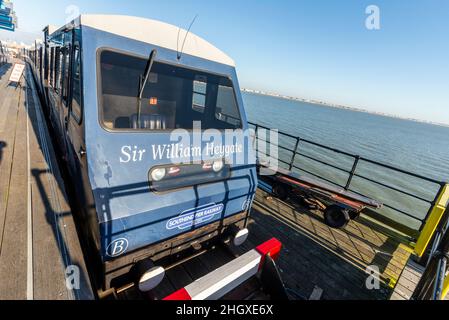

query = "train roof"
[{"left": 62, "top": 14, "right": 236, "bottom": 67}]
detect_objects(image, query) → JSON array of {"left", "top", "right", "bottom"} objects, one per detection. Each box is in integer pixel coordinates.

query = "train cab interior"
[{"left": 98, "top": 50, "right": 242, "bottom": 131}]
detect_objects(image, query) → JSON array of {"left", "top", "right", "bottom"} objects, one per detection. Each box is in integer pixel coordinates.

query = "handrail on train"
[{"left": 248, "top": 121, "right": 449, "bottom": 261}]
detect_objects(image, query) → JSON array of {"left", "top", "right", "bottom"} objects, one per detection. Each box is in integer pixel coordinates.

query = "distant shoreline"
[{"left": 241, "top": 88, "right": 449, "bottom": 128}]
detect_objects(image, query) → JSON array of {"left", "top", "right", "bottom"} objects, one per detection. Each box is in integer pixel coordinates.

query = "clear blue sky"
[{"left": 12, "top": 0, "right": 449, "bottom": 125}]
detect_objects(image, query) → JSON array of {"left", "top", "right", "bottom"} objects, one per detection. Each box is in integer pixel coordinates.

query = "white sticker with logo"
[
  {"left": 106, "top": 238, "right": 129, "bottom": 257},
  {"left": 166, "top": 203, "right": 224, "bottom": 230}
]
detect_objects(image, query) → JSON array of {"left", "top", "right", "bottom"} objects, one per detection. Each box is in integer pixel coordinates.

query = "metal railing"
[
  {"left": 412, "top": 214, "right": 449, "bottom": 300},
  {"left": 249, "top": 121, "right": 448, "bottom": 236}
]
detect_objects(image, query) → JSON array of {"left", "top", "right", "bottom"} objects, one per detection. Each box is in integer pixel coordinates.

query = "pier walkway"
[
  {"left": 246, "top": 190, "right": 412, "bottom": 300},
  {"left": 0, "top": 61, "right": 93, "bottom": 300}
]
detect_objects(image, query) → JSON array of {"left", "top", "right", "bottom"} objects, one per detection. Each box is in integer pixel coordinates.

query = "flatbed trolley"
[{"left": 257, "top": 164, "right": 383, "bottom": 229}]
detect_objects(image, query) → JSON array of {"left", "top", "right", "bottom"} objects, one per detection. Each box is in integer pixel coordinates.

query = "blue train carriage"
[{"left": 28, "top": 15, "right": 258, "bottom": 293}]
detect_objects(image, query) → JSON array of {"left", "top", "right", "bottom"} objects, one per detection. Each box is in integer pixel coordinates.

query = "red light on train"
[
  {"left": 168, "top": 167, "right": 181, "bottom": 176},
  {"left": 202, "top": 163, "right": 213, "bottom": 171}
]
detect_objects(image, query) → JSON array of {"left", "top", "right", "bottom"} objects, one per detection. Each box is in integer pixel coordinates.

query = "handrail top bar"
[{"left": 249, "top": 121, "right": 446, "bottom": 186}]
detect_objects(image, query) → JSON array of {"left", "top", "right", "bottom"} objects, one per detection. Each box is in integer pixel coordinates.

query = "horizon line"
[{"left": 241, "top": 87, "right": 449, "bottom": 128}]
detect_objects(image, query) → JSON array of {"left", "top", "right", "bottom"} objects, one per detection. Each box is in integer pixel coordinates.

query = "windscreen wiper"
[{"left": 136, "top": 49, "right": 157, "bottom": 128}]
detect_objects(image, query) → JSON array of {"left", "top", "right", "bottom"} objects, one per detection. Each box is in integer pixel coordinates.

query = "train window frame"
[
  {"left": 96, "top": 47, "right": 243, "bottom": 133},
  {"left": 70, "top": 43, "right": 83, "bottom": 124},
  {"left": 49, "top": 47, "right": 54, "bottom": 86},
  {"left": 39, "top": 47, "right": 43, "bottom": 79},
  {"left": 61, "top": 44, "right": 72, "bottom": 106},
  {"left": 192, "top": 79, "right": 207, "bottom": 114},
  {"left": 54, "top": 47, "right": 63, "bottom": 93}
]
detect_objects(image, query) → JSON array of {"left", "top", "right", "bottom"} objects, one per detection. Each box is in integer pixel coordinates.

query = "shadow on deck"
[{"left": 245, "top": 189, "right": 411, "bottom": 300}]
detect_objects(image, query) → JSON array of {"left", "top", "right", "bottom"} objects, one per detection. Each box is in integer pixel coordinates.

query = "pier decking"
[
  {"left": 0, "top": 61, "right": 418, "bottom": 300},
  {"left": 246, "top": 190, "right": 412, "bottom": 300},
  {"left": 0, "top": 62, "right": 93, "bottom": 299}
]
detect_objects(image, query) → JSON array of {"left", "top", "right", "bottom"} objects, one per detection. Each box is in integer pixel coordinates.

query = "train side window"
[
  {"left": 99, "top": 50, "right": 242, "bottom": 131},
  {"left": 62, "top": 45, "right": 71, "bottom": 105},
  {"left": 49, "top": 47, "right": 54, "bottom": 86},
  {"left": 55, "top": 47, "right": 63, "bottom": 93},
  {"left": 36, "top": 49, "right": 40, "bottom": 74},
  {"left": 215, "top": 85, "right": 242, "bottom": 128},
  {"left": 51, "top": 49, "right": 55, "bottom": 87},
  {"left": 71, "top": 45, "right": 82, "bottom": 123},
  {"left": 192, "top": 80, "right": 206, "bottom": 113},
  {"left": 39, "top": 47, "right": 43, "bottom": 77}
]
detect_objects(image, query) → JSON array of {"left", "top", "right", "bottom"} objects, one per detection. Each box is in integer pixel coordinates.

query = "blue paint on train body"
[
  {"left": 79, "top": 25, "right": 257, "bottom": 261},
  {"left": 27, "top": 16, "right": 258, "bottom": 277}
]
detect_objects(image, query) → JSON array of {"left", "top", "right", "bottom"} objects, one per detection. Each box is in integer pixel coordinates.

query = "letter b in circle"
[{"left": 107, "top": 238, "right": 129, "bottom": 257}]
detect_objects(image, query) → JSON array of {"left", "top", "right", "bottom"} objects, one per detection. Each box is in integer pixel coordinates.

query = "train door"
[
  {"left": 59, "top": 32, "right": 73, "bottom": 159},
  {"left": 67, "top": 31, "right": 86, "bottom": 180},
  {"left": 52, "top": 46, "right": 65, "bottom": 149}
]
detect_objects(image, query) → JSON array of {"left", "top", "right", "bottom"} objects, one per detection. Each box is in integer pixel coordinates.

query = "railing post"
[
  {"left": 420, "top": 183, "right": 446, "bottom": 232},
  {"left": 253, "top": 124, "right": 259, "bottom": 155},
  {"left": 432, "top": 254, "right": 447, "bottom": 300},
  {"left": 289, "top": 137, "right": 300, "bottom": 171},
  {"left": 415, "top": 184, "right": 449, "bottom": 258},
  {"left": 412, "top": 215, "right": 449, "bottom": 300},
  {"left": 345, "top": 156, "right": 360, "bottom": 191},
  {"left": 442, "top": 271, "right": 449, "bottom": 300}
]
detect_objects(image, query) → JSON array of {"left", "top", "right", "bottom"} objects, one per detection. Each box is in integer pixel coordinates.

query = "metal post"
[
  {"left": 420, "top": 183, "right": 446, "bottom": 232},
  {"left": 289, "top": 137, "right": 300, "bottom": 171},
  {"left": 413, "top": 217, "right": 449, "bottom": 300},
  {"left": 442, "top": 272, "right": 449, "bottom": 299},
  {"left": 254, "top": 124, "right": 259, "bottom": 155},
  {"left": 345, "top": 156, "right": 360, "bottom": 191},
  {"left": 415, "top": 184, "right": 449, "bottom": 258},
  {"left": 432, "top": 254, "right": 447, "bottom": 300}
]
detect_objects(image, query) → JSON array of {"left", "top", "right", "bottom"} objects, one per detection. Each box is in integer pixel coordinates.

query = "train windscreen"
[{"left": 99, "top": 50, "right": 242, "bottom": 131}]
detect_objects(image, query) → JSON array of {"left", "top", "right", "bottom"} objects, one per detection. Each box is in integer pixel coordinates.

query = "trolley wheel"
[
  {"left": 324, "top": 205, "right": 350, "bottom": 229},
  {"left": 273, "top": 183, "right": 290, "bottom": 201}
]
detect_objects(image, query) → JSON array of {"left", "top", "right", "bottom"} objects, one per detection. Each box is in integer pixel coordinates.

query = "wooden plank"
[
  {"left": 0, "top": 65, "right": 93, "bottom": 300},
  {"left": 25, "top": 67, "right": 93, "bottom": 300},
  {"left": 253, "top": 192, "right": 411, "bottom": 282},
  {"left": 27, "top": 79, "right": 70, "bottom": 299},
  {"left": 152, "top": 277, "right": 175, "bottom": 299},
  {"left": 257, "top": 192, "right": 406, "bottom": 260},
  {"left": 181, "top": 254, "right": 210, "bottom": 280},
  {"left": 247, "top": 211, "right": 386, "bottom": 299},
  {"left": 393, "top": 283, "right": 414, "bottom": 300},
  {"left": 165, "top": 265, "right": 193, "bottom": 291},
  {"left": 0, "top": 72, "right": 28, "bottom": 299},
  {"left": 390, "top": 257, "right": 425, "bottom": 300},
  {"left": 0, "top": 66, "right": 19, "bottom": 254},
  {"left": 254, "top": 201, "right": 400, "bottom": 282}
]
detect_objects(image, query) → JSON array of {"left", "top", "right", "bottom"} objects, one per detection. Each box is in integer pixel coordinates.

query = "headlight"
[
  {"left": 151, "top": 168, "right": 166, "bottom": 181},
  {"left": 212, "top": 160, "right": 224, "bottom": 172}
]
